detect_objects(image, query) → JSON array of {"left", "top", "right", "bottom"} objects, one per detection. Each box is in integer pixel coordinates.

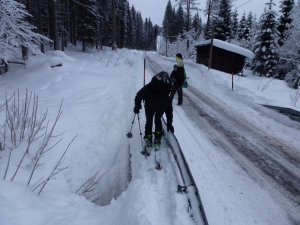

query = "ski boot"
[
  {"left": 154, "top": 131, "right": 162, "bottom": 151},
  {"left": 141, "top": 134, "right": 152, "bottom": 157}
]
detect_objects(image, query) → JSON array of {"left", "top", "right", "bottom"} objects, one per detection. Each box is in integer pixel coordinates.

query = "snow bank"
[
  {"left": 47, "top": 50, "right": 75, "bottom": 62},
  {"left": 47, "top": 56, "right": 63, "bottom": 67}
]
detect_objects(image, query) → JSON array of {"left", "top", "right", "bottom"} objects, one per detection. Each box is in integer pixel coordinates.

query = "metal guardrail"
[
  {"left": 162, "top": 119, "right": 209, "bottom": 225},
  {"left": 261, "top": 105, "right": 300, "bottom": 123}
]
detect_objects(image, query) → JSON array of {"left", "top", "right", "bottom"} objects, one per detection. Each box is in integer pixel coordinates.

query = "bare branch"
[{"left": 37, "top": 135, "right": 77, "bottom": 195}]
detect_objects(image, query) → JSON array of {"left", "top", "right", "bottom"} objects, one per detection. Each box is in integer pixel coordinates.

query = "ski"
[
  {"left": 141, "top": 145, "right": 152, "bottom": 159},
  {"left": 155, "top": 147, "right": 162, "bottom": 170},
  {"left": 140, "top": 149, "right": 149, "bottom": 159}
]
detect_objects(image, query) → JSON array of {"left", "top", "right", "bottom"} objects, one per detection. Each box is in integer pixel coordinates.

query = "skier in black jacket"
[
  {"left": 133, "top": 71, "right": 174, "bottom": 153},
  {"left": 170, "top": 53, "right": 185, "bottom": 105}
]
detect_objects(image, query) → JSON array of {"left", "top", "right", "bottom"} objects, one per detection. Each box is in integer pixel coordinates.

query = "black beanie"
[{"left": 176, "top": 53, "right": 182, "bottom": 59}]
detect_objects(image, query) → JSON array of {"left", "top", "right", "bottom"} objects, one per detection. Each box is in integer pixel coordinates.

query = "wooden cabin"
[{"left": 194, "top": 39, "right": 254, "bottom": 74}]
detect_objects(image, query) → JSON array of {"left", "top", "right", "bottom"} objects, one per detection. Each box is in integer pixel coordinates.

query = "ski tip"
[{"left": 155, "top": 165, "right": 163, "bottom": 170}]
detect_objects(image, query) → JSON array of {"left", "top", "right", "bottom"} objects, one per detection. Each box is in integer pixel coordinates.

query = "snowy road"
[{"left": 146, "top": 53, "right": 300, "bottom": 224}]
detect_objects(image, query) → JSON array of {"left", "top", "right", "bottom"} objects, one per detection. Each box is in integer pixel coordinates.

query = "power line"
[{"left": 237, "top": 0, "right": 253, "bottom": 9}]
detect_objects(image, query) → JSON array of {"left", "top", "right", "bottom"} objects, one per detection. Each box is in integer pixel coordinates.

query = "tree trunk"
[
  {"left": 72, "top": 0, "right": 77, "bottom": 46},
  {"left": 111, "top": 0, "right": 116, "bottom": 50},
  {"left": 52, "top": 0, "right": 59, "bottom": 50},
  {"left": 37, "top": 0, "right": 44, "bottom": 53},
  {"left": 205, "top": 0, "right": 212, "bottom": 39}
]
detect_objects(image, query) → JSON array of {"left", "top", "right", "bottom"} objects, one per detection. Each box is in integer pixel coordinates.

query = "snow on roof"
[{"left": 194, "top": 39, "right": 254, "bottom": 59}]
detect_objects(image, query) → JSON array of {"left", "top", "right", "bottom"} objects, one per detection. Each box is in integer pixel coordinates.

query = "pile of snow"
[{"left": 47, "top": 56, "right": 62, "bottom": 67}]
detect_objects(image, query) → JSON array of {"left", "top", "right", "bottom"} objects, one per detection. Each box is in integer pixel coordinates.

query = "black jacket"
[
  {"left": 134, "top": 83, "right": 169, "bottom": 106},
  {"left": 134, "top": 84, "right": 173, "bottom": 126},
  {"left": 170, "top": 68, "right": 184, "bottom": 86}
]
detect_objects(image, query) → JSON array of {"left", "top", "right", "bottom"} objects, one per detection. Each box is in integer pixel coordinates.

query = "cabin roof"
[{"left": 194, "top": 39, "right": 254, "bottom": 59}]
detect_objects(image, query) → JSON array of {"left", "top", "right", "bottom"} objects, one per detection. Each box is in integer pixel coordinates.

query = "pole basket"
[{"left": 126, "top": 132, "right": 133, "bottom": 138}]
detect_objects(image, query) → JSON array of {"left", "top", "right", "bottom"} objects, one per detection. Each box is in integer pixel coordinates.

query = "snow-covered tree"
[
  {"left": 280, "top": 0, "right": 300, "bottom": 88},
  {"left": 192, "top": 12, "right": 203, "bottom": 39},
  {"left": 252, "top": 0, "right": 280, "bottom": 77},
  {"left": 176, "top": 4, "right": 185, "bottom": 35},
  {"left": 135, "top": 12, "right": 144, "bottom": 49},
  {"left": 204, "top": 0, "right": 219, "bottom": 39},
  {"left": 131, "top": 5, "right": 137, "bottom": 49},
  {"left": 117, "top": 0, "right": 127, "bottom": 48},
  {"left": 214, "top": 0, "right": 232, "bottom": 41},
  {"left": 239, "top": 12, "right": 255, "bottom": 50},
  {"left": 278, "top": 0, "right": 294, "bottom": 46},
  {"left": 125, "top": 1, "right": 133, "bottom": 48},
  {"left": 245, "top": 12, "right": 253, "bottom": 40},
  {"left": 175, "top": 0, "right": 200, "bottom": 31},
  {"left": 0, "top": 0, "right": 49, "bottom": 62},
  {"left": 231, "top": 8, "right": 239, "bottom": 39},
  {"left": 163, "top": 0, "right": 175, "bottom": 41},
  {"left": 238, "top": 12, "right": 247, "bottom": 40},
  {"left": 77, "top": 0, "right": 99, "bottom": 51},
  {"left": 143, "top": 18, "right": 149, "bottom": 49}
]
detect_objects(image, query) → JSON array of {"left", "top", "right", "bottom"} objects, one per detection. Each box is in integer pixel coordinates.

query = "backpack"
[
  {"left": 182, "top": 71, "right": 188, "bottom": 88},
  {"left": 150, "top": 71, "right": 171, "bottom": 96}
]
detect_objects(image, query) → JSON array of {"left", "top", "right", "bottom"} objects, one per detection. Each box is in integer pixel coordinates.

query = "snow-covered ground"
[{"left": 0, "top": 46, "right": 299, "bottom": 225}]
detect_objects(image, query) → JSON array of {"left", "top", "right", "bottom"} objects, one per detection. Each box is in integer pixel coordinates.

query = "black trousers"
[
  {"left": 144, "top": 98, "right": 167, "bottom": 137},
  {"left": 170, "top": 84, "right": 183, "bottom": 104}
]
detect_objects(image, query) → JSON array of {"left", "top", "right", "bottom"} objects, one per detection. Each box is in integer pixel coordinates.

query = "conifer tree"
[
  {"left": 245, "top": 12, "right": 253, "bottom": 40},
  {"left": 117, "top": 0, "right": 127, "bottom": 48},
  {"left": 143, "top": 18, "right": 149, "bottom": 49},
  {"left": 278, "top": 0, "right": 294, "bottom": 46},
  {"left": 163, "top": 0, "right": 173, "bottom": 40},
  {"left": 176, "top": 4, "right": 185, "bottom": 35},
  {"left": 163, "top": 0, "right": 177, "bottom": 42},
  {"left": 0, "top": 0, "right": 49, "bottom": 62},
  {"left": 147, "top": 18, "right": 154, "bottom": 50},
  {"left": 125, "top": 1, "right": 133, "bottom": 48},
  {"left": 204, "top": 0, "right": 219, "bottom": 39},
  {"left": 214, "top": 0, "right": 232, "bottom": 41},
  {"left": 175, "top": 0, "right": 200, "bottom": 31},
  {"left": 280, "top": 0, "right": 300, "bottom": 87},
  {"left": 192, "top": 12, "right": 203, "bottom": 39},
  {"left": 77, "top": 0, "right": 99, "bottom": 51},
  {"left": 231, "top": 8, "right": 239, "bottom": 39},
  {"left": 238, "top": 12, "right": 247, "bottom": 40},
  {"left": 252, "top": 0, "right": 280, "bottom": 77},
  {"left": 131, "top": 5, "right": 137, "bottom": 49},
  {"left": 135, "top": 12, "right": 144, "bottom": 49}
]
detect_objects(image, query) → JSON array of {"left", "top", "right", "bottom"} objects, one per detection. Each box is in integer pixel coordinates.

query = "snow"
[
  {"left": 194, "top": 39, "right": 255, "bottom": 59},
  {"left": 0, "top": 46, "right": 299, "bottom": 225}
]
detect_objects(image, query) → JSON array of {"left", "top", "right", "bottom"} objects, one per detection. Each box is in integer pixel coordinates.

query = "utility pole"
[
  {"left": 205, "top": 0, "right": 212, "bottom": 39},
  {"left": 208, "top": 23, "right": 215, "bottom": 70},
  {"left": 165, "top": 37, "right": 168, "bottom": 57},
  {"left": 111, "top": 0, "right": 116, "bottom": 51}
]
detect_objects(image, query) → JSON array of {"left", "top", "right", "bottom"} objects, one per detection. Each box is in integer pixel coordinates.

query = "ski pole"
[
  {"left": 126, "top": 114, "right": 136, "bottom": 138},
  {"left": 137, "top": 114, "right": 144, "bottom": 149}
]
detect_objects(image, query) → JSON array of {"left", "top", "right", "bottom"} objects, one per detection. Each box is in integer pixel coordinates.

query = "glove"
[
  {"left": 167, "top": 124, "right": 174, "bottom": 133},
  {"left": 133, "top": 106, "right": 140, "bottom": 114}
]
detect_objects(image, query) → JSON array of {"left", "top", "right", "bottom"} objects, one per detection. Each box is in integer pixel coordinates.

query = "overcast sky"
[{"left": 127, "top": 0, "right": 281, "bottom": 26}]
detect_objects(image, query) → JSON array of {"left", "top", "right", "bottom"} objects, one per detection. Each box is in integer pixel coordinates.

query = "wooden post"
[
  {"left": 165, "top": 37, "right": 168, "bottom": 57},
  {"left": 232, "top": 72, "right": 234, "bottom": 91},
  {"left": 208, "top": 23, "right": 215, "bottom": 70},
  {"left": 144, "top": 58, "right": 146, "bottom": 87}
]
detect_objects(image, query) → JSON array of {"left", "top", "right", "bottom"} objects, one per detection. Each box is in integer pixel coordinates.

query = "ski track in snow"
[{"left": 146, "top": 52, "right": 300, "bottom": 225}]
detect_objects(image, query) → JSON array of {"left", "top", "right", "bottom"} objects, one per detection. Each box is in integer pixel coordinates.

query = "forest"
[{"left": 0, "top": 0, "right": 299, "bottom": 88}]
